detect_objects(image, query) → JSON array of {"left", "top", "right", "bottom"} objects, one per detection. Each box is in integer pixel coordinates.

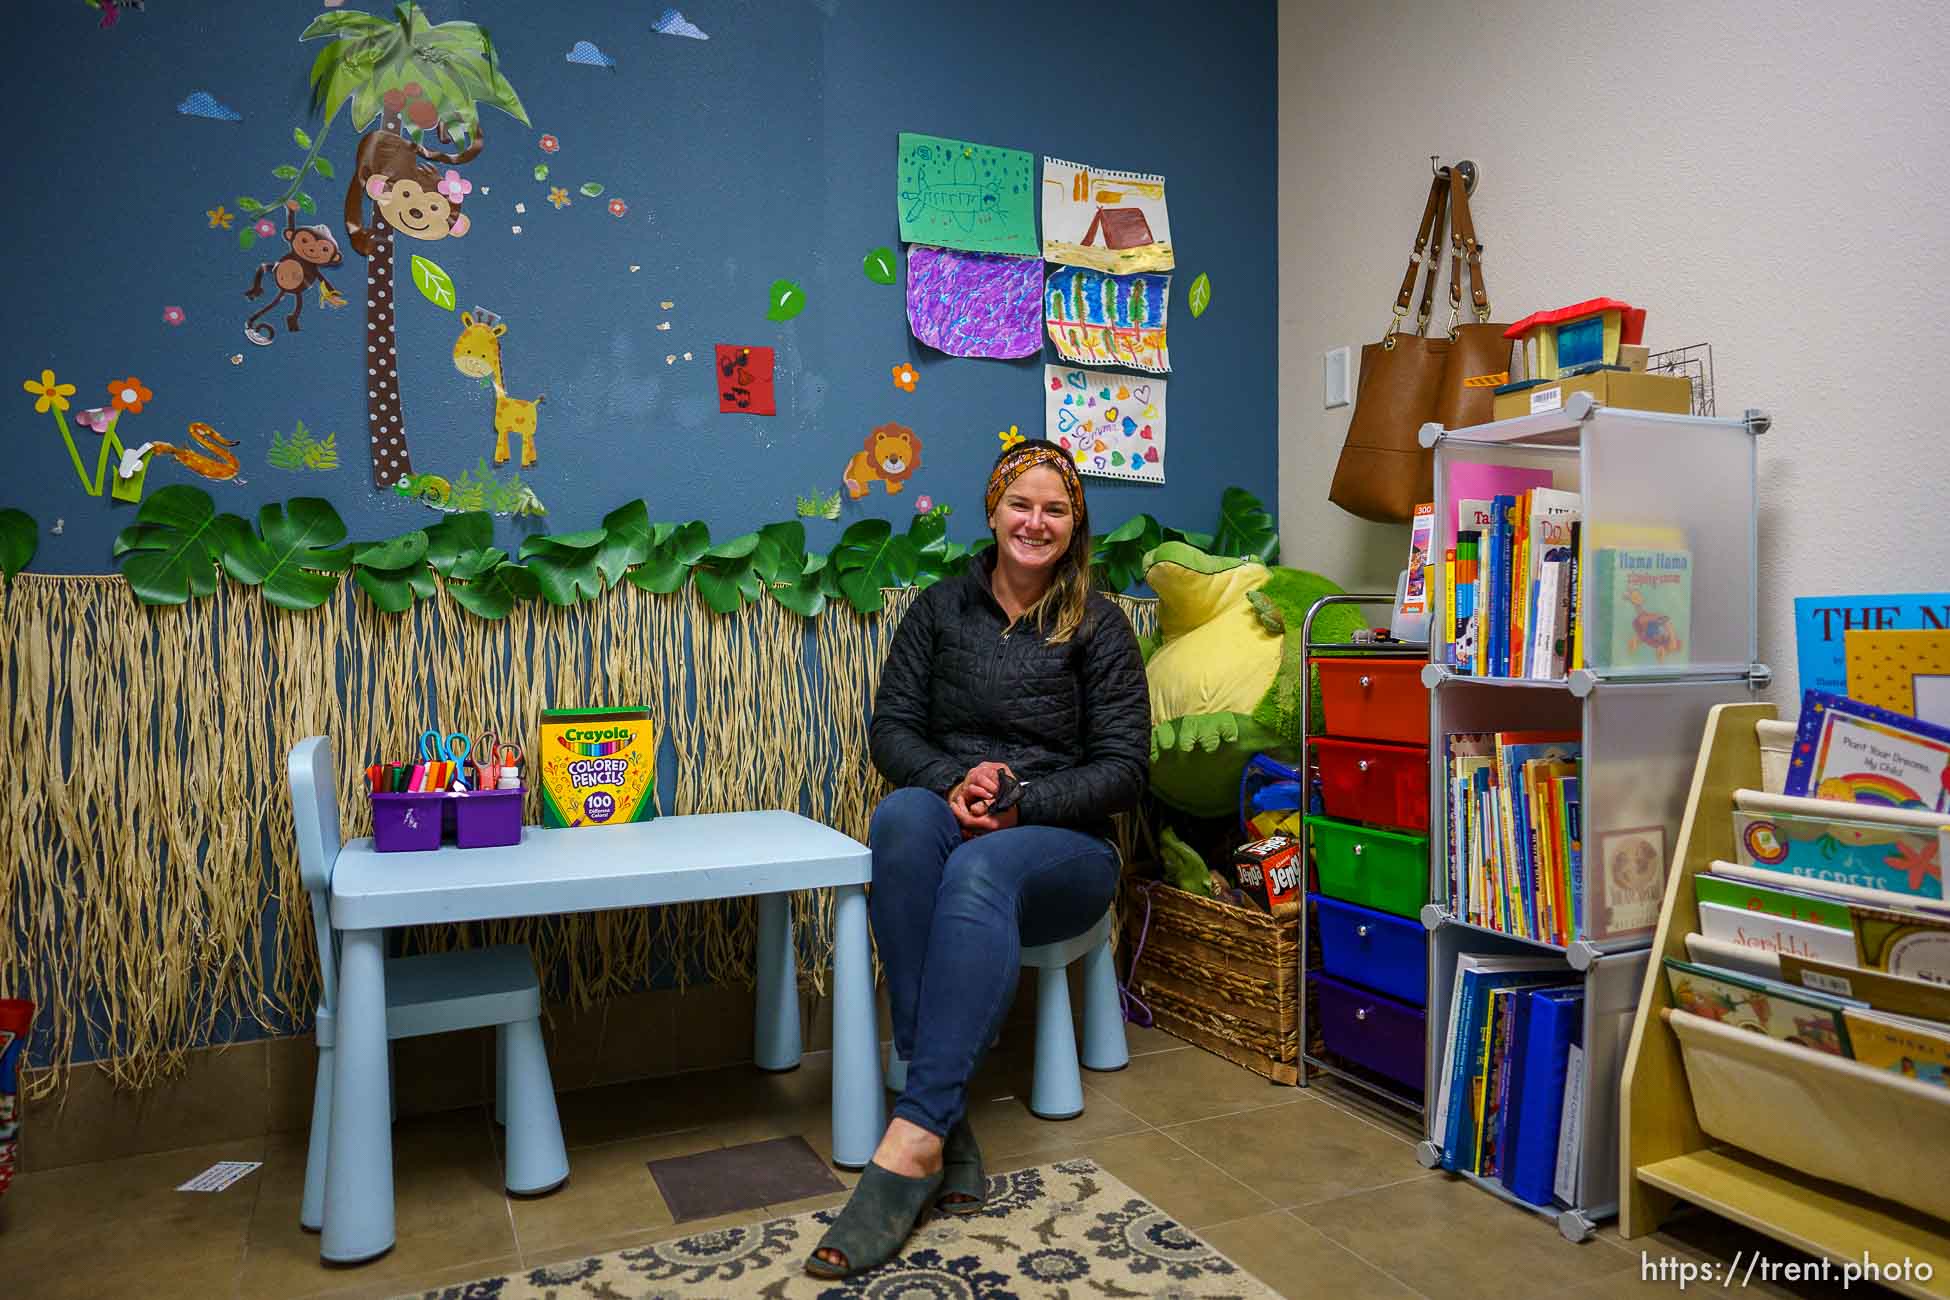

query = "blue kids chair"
[
  {"left": 287, "top": 736, "right": 569, "bottom": 1235},
  {"left": 887, "top": 908, "right": 1128, "bottom": 1119}
]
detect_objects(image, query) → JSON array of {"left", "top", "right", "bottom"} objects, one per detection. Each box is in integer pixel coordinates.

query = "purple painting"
[{"left": 905, "top": 246, "right": 1043, "bottom": 359}]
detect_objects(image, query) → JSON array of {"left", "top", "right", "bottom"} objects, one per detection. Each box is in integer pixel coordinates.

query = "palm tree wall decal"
[{"left": 301, "top": 4, "right": 529, "bottom": 488}]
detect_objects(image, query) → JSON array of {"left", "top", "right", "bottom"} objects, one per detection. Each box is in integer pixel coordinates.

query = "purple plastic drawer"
[
  {"left": 1314, "top": 897, "right": 1428, "bottom": 1006},
  {"left": 454, "top": 788, "right": 524, "bottom": 849},
  {"left": 371, "top": 792, "right": 447, "bottom": 852},
  {"left": 1312, "top": 971, "right": 1426, "bottom": 1091}
]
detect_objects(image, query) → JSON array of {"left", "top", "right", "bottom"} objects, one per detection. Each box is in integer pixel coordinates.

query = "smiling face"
[
  {"left": 989, "top": 463, "right": 1077, "bottom": 581},
  {"left": 378, "top": 177, "right": 452, "bottom": 237}
]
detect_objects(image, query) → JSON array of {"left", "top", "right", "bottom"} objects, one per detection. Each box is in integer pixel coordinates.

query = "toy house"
[{"left": 1504, "top": 297, "right": 1647, "bottom": 380}]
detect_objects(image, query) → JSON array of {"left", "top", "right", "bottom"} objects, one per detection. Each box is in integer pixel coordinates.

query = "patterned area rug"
[{"left": 407, "top": 1158, "right": 1279, "bottom": 1298}]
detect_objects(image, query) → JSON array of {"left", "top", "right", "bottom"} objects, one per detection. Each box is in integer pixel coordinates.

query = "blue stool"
[
  {"left": 288, "top": 736, "right": 569, "bottom": 1236},
  {"left": 887, "top": 909, "right": 1128, "bottom": 1120}
]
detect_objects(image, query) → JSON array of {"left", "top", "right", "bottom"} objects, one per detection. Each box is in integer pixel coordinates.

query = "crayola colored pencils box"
[{"left": 539, "top": 708, "right": 658, "bottom": 828}]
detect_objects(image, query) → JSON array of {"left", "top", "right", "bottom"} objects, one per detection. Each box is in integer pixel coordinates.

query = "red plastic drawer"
[
  {"left": 1312, "top": 737, "right": 1429, "bottom": 832},
  {"left": 1316, "top": 657, "right": 1429, "bottom": 744}
]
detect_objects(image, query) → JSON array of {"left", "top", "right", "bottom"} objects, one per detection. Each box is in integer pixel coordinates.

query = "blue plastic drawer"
[{"left": 1314, "top": 897, "right": 1428, "bottom": 1007}]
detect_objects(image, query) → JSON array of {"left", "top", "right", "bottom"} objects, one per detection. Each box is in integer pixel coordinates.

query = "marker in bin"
[{"left": 421, "top": 729, "right": 471, "bottom": 791}]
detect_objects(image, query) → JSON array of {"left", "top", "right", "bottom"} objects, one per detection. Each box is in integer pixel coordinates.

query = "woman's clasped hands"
[{"left": 947, "top": 760, "right": 1019, "bottom": 837}]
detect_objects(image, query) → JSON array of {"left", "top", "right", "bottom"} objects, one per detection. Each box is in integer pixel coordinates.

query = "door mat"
[{"left": 647, "top": 1135, "right": 845, "bottom": 1222}]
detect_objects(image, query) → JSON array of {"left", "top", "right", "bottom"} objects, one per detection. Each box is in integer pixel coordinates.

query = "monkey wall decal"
[
  {"left": 243, "top": 201, "right": 343, "bottom": 347},
  {"left": 341, "top": 93, "right": 485, "bottom": 490},
  {"left": 343, "top": 125, "right": 480, "bottom": 257}
]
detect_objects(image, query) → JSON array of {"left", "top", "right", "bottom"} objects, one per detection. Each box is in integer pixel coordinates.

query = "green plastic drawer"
[{"left": 1306, "top": 815, "right": 1429, "bottom": 919}]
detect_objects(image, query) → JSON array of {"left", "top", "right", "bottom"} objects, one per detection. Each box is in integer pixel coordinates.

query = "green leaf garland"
[
  {"left": 110, "top": 486, "right": 250, "bottom": 606},
  {"left": 86, "top": 488, "right": 1274, "bottom": 621},
  {"left": 222, "top": 497, "right": 354, "bottom": 611},
  {"left": 0, "top": 508, "right": 39, "bottom": 586}
]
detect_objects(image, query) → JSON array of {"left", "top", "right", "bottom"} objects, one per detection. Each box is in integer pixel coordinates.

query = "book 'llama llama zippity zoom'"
[{"left": 1593, "top": 546, "right": 1691, "bottom": 668}]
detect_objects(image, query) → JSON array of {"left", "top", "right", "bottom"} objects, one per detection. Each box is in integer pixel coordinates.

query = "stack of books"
[
  {"left": 1444, "top": 730, "right": 1583, "bottom": 944},
  {"left": 1674, "top": 786, "right": 1950, "bottom": 1086},
  {"left": 1441, "top": 489, "right": 1697, "bottom": 678},
  {"left": 1443, "top": 489, "right": 1581, "bottom": 679},
  {"left": 1433, "top": 956, "right": 1587, "bottom": 1206}
]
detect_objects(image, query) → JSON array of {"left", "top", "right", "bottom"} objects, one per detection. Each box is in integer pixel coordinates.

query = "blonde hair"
[{"left": 1021, "top": 527, "right": 1093, "bottom": 645}]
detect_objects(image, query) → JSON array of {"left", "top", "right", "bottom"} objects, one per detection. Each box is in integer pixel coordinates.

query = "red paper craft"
[{"left": 716, "top": 344, "right": 776, "bottom": 416}]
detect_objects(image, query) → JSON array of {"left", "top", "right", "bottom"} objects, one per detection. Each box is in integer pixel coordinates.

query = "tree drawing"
[{"left": 301, "top": 4, "right": 529, "bottom": 488}]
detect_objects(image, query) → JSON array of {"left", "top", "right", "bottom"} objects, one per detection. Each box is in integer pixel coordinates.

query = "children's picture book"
[
  {"left": 1693, "top": 871, "right": 1855, "bottom": 932},
  {"left": 1594, "top": 824, "right": 1665, "bottom": 936},
  {"left": 1592, "top": 546, "right": 1691, "bottom": 668},
  {"left": 1441, "top": 465, "right": 1554, "bottom": 570},
  {"left": 1783, "top": 689, "right": 1950, "bottom": 814},
  {"left": 1793, "top": 592, "right": 1950, "bottom": 701},
  {"left": 1842, "top": 1007, "right": 1950, "bottom": 1088},
  {"left": 1553, "top": 1042, "right": 1584, "bottom": 1205},
  {"left": 1851, "top": 904, "right": 1950, "bottom": 985},
  {"left": 1778, "top": 953, "right": 1950, "bottom": 1022},
  {"left": 1730, "top": 789, "right": 1946, "bottom": 902},
  {"left": 1448, "top": 499, "right": 1492, "bottom": 669},
  {"left": 1685, "top": 931, "right": 1783, "bottom": 980},
  {"left": 1846, "top": 628, "right": 1950, "bottom": 728},
  {"left": 1695, "top": 900, "right": 1857, "bottom": 964},
  {"left": 1402, "top": 502, "right": 1434, "bottom": 617},
  {"left": 1520, "top": 489, "right": 1580, "bottom": 680},
  {"left": 1662, "top": 958, "right": 1859, "bottom": 1055}
]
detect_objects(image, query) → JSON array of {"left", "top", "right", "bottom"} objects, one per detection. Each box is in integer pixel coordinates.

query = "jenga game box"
[
  {"left": 539, "top": 707, "right": 658, "bottom": 828},
  {"left": 1232, "top": 834, "right": 1302, "bottom": 918}
]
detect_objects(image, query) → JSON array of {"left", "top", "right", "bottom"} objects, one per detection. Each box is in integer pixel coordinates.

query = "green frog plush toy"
[{"left": 1139, "top": 542, "right": 1366, "bottom": 821}]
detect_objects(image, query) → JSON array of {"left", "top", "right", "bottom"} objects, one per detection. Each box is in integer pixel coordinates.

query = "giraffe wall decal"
[{"left": 451, "top": 308, "right": 545, "bottom": 467}]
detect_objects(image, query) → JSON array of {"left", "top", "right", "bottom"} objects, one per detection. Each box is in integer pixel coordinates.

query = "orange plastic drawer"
[
  {"left": 1316, "top": 657, "right": 1428, "bottom": 744},
  {"left": 1312, "top": 737, "right": 1429, "bottom": 832}
]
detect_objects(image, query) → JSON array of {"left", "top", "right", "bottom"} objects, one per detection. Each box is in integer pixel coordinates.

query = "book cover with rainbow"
[{"left": 1784, "top": 689, "right": 1950, "bottom": 815}]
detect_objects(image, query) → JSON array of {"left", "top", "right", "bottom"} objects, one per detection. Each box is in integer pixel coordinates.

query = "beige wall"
[{"left": 1278, "top": 0, "right": 1950, "bottom": 702}]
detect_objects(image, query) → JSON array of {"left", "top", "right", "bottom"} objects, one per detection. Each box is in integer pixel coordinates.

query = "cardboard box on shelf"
[{"left": 1492, "top": 369, "right": 1692, "bottom": 421}]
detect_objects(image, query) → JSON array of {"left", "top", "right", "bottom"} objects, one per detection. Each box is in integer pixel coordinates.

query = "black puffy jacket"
[{"left": 868, "top": 555, "right": 1150, "bottom": 837}]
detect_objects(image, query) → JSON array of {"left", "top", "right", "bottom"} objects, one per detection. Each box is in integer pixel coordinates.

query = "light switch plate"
[{"left": 1324, "top": 346, "right": 1351, "bottom": 409}]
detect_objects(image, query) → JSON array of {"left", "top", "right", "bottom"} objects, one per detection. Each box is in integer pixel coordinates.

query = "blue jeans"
[{"left": 868, "top": 787, "right": 1121, "bottom": 1138}]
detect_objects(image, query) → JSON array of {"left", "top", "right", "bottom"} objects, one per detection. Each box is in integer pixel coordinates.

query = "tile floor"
[{"left": 0, "top": 1025, "right": 1888, "bottom": 1299}]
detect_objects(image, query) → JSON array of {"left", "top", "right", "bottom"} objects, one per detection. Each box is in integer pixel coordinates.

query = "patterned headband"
[{"left": 986, "top": 443, "right": 1086, "bottom": 523}]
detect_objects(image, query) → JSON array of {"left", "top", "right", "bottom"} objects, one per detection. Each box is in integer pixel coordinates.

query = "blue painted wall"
[{"left": 0, "top": 0, "right": 1278, "bottom": 566}]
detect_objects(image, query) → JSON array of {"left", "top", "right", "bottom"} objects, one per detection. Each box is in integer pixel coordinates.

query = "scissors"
[
  {"left": 420, "top": 729, "right": 471, "bottom": 789},
  {"left": 473, "top": 730, "right": 524, "bottom": 790}
]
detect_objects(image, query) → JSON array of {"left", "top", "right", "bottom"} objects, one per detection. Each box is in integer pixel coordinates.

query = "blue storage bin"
[{"left": 1314, "top": 896, "right": 1428, "bottom": 1006}]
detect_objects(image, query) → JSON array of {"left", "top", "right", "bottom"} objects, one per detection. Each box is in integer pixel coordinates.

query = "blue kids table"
[{"left": 321, "top": 811, "right": 882, "bottom": 1263}]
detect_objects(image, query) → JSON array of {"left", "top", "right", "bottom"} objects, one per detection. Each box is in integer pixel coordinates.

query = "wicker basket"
[{"left": 1120, "top": 876, "right": 1307, "bottom": 1085}]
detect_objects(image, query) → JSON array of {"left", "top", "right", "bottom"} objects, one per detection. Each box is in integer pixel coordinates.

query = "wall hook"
[{"left": 1430, "top": 155, "right": 1479, "bottom": 194}]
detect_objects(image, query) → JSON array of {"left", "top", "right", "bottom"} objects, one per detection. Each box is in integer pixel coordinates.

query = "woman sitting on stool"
[{"left": 807, "top": 440, "right": 1150, "bottom": 1279}]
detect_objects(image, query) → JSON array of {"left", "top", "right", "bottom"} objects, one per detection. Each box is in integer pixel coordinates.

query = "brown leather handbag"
[{"left": 1330, "top": 167, "right": 1510, "bottom": 523}]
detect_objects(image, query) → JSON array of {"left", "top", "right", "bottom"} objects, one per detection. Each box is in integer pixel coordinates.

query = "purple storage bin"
[
  {"left": 371, "top": 792, "right": 448, "bottom": 852},
  {"left": 454, "top": 787, "right": 524, "bottom": 849},
  {"left": 1314, "top": 897, "right": 1429, "bottom": 1006},
  {"left": 1311, "top": 971, "right": 1425, "bottom": 1091}
]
